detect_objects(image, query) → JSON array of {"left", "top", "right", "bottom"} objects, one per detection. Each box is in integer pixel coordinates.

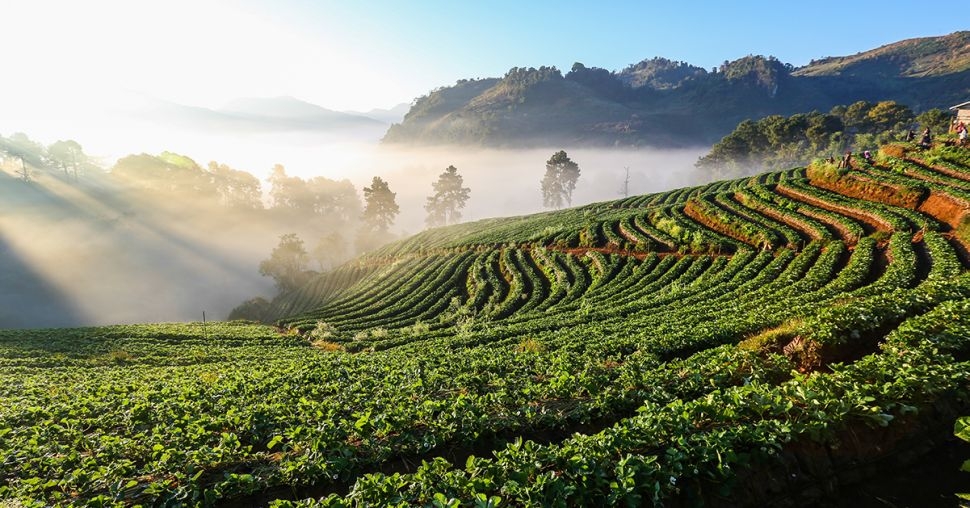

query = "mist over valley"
[{"left": 0, "top": 120, "right": 706, "bottom": 328}]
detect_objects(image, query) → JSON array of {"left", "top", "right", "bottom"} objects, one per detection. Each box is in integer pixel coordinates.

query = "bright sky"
[
  {"left": 0, "top": 0, "right": 964, "bottom": 177},
  {"left": 3, "top": 0, "right": 963, "bottom": 113}
]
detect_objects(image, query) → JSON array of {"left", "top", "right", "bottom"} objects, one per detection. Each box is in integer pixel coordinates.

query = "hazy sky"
[
  {"left": 0, "top": 0, "right": 963, "bottom": 181},
  {"left": 2, "top": 0, "right": 963, "bottom": 114}
]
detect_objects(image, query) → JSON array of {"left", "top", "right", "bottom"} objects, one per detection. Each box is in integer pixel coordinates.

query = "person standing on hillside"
[
  {"left": 957, "top": 122, "right": 968, "bottom": 146},
  {"left": 906, "top": 129, "right": 916, "bottom": 142},
  {"left": 839, "top": 151, "right": 853, "bottom": 170},
  {"left": 920, "top": 128, "right": 932, "bottom": 148},
  {"left": 863, "top": 150, "right": 873, "bottom": 165}
]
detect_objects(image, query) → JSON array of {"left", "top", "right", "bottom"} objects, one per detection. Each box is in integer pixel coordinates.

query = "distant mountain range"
[
  {"left": 383, "top": 31, "right": 970, "bottom": 148},
  {"left": 136, "top": 96, "right": 408, "bottom": 139},
  {"left": 343, "top": 103, "right": 412, "bottom": 124}
]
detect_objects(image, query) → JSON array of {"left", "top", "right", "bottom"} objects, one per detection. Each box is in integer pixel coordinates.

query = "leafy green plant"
[
  {"left": 4, "top": 143, "right": 970, "bottom": 507},
  {"left": 957, "top": 417, "right": 970, "bottom": 502}
]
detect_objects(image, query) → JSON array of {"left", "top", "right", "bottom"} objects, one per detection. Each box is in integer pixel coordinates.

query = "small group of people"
[
  {"left": 832, "top": 150, "right": 873, "bottom": 170},
  {"left": 904, "top": 127, "right": 933, "bottom": 148},
  {"left": 902, "top": 122, "right": 969, "bottom": 148},
  {"left": 827, "top": 121, "right": 967, "bottom": 170},
  {"left": 836, "top": 151, "right": 853, "bottom": 169}
]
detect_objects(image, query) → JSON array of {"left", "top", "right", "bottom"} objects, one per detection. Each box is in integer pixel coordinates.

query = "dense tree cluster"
[
  {"left": 0, "top": 132, "right": 96, "bottom": 182},
  {"left": 267, "top": 164, "right": 360, "bottom": 220},
  {"left": 718, "top": 55, "right": 792, "bottom": 92},
  {"left": 499, "top": 66, "right": 564, "bottom": 99},
  {"left": 695, "top": 100, "right": 947, "bottom": 175},
  {"left": 616, "top": 57, "right": 708, "bottom": 90},
  {"left": 207, "top": 162, "right": 264, "bottom": 209},
  {"left": 566, "top": 63, "right": 627, "bottom": 100},
  {"left": 113, "top": 152, "right": 222, "bottom": 197}
]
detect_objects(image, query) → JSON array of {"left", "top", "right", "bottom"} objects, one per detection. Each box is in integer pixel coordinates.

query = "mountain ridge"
[
  {"left": 383, "top": 32, "right": 970, "bottom": 148},
  {"left": 132, "top": 95, "right": 389, "bottom": 139},
  {"left": 795, "top": 31, "right": 970, "bottom": 77}
]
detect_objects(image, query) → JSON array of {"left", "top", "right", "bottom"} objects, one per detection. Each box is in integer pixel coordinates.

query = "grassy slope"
[
  {"left": 3, "top": 142, "right": 970, "bottom": 506},
  {"left": 793, "top": 31, "right": 970, "bottom": 78}
]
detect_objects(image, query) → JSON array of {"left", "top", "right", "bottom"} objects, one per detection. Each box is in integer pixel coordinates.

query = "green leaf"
[
  {"left": 956, "top": 416, "right": 970, "bottom": 442},
  {"left": 267, "top": 435, "right": 284, "bottom": 450}
]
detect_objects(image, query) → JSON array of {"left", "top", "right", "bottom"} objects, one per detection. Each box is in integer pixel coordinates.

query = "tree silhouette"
[
  {"left": 0, "top": 133, "right": 45, "bottom": 182},
  {"left": 47, "top": 140, "right": 86, "bottom": 180},
  {"left": 267, "top": 164, "right": 311, "bottom": 212},
  {"left": 268, "top": 164, "right": 362, "bottom": 220},
  {"left": 425, "top": 165, "right": 471, "bottom": 227},
  {"left": 307, "top": 176, "right": 361, "bottom": 221},
  {"left": 259, "top": 233, "right": 310, "bottom": 293},
  {"left": 540, "top": 150, "right": 580, "bottom": 209},
  {"left": 311, "top": 231, "right": 347, "bottom": 272},
  {"left": 362, "top": 176, "right": 399, "bottom": 233},
  {"left": 209, "top": 162, "right": 263, "bottom": 209}
]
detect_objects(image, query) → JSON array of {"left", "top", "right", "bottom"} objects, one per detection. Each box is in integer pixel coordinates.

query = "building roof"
[{"left": 950, "top": 101, "right": 970, "bottom": 110}]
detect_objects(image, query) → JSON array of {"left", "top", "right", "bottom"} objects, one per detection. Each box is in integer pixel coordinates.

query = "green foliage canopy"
[
  {"left": 259, "top": 233, "right": 311, "bottom": 293},
  {"left": 425, "top": 165, "right": 471, "bottom": 227},
  {"left": 362, "top": 176, "right": 399, "bottom": 233},
  {"left": 697, "top": 101, "right": 920, "bottom": 175},
  {"left": 541, "top": 150, "right": 580, "bottom": 209}
]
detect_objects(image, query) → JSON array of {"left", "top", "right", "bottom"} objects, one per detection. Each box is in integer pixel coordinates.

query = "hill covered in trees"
[
  {"left": 6, "top": 140, "right": 970, "bottom": 505},
  {"left": 695, "top": 100, "right": 955, "bottom": 176},
  {"left": 383, "top": 32, "right": 970, "bottom": 148}
]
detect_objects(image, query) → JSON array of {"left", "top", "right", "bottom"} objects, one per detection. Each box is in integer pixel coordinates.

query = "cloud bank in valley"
[{"left": 0, "top": 111, "right": 711, "bottom": 328}]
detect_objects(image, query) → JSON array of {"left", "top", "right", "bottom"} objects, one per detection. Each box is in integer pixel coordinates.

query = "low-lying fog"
[
  {"left": 318, "top": 143, "right": 709, "bottom": 234},
  {"left": 0, "top": 122, "right": 710, "bottom": 329}
]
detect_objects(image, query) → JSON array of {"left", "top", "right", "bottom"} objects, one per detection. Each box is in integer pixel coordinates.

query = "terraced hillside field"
[{"left": 3, "top": 143, "right": 970, "bottom": 506}]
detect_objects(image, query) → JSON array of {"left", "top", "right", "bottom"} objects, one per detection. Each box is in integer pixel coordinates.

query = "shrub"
[
  {"left": 515, "top": 338, "right": 545, "bottom": 353},
  {"left": 309, "top": 321, "right": 339, "bottom": 341},
  {"left": 879, "top": 144, "right": 908, "bottom": 159},
  {"left": 105, "top": 350, "right": 133, "bottom": 364},
  {"left": 310, "top": 340, "right": 344, "bottom": 352}
]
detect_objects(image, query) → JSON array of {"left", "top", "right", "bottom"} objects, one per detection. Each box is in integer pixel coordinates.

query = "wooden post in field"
[{"left": 202, "top": 311, "right": 207, "bottom": 340}]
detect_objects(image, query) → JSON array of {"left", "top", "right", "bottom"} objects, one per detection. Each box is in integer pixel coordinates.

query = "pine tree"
[
  {"left": 425, "top": 165, "right": 471, "bottom": 227},
  {"left": 362, "top": 176, "right": 400, "bottom": 233}
]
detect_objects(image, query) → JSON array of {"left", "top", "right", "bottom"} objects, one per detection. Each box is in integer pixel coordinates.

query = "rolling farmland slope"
[{"left": 3, "top": 142, "right": 970, "bottom": 506}]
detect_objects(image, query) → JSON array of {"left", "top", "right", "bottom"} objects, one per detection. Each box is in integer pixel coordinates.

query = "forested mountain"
[{"left": 383, "top": 32, "right": 970, "bottom": 147}]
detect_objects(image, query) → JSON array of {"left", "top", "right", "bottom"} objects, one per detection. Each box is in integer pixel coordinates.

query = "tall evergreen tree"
[
  {"left": 362, "top": 176, "right": 399, "bottom": 233},
  {"left": 425, "top": 165, "right": 471, "bottom": 227},
  {"left": 540, "top": 150, "right": 580, "bottom": 209}
]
